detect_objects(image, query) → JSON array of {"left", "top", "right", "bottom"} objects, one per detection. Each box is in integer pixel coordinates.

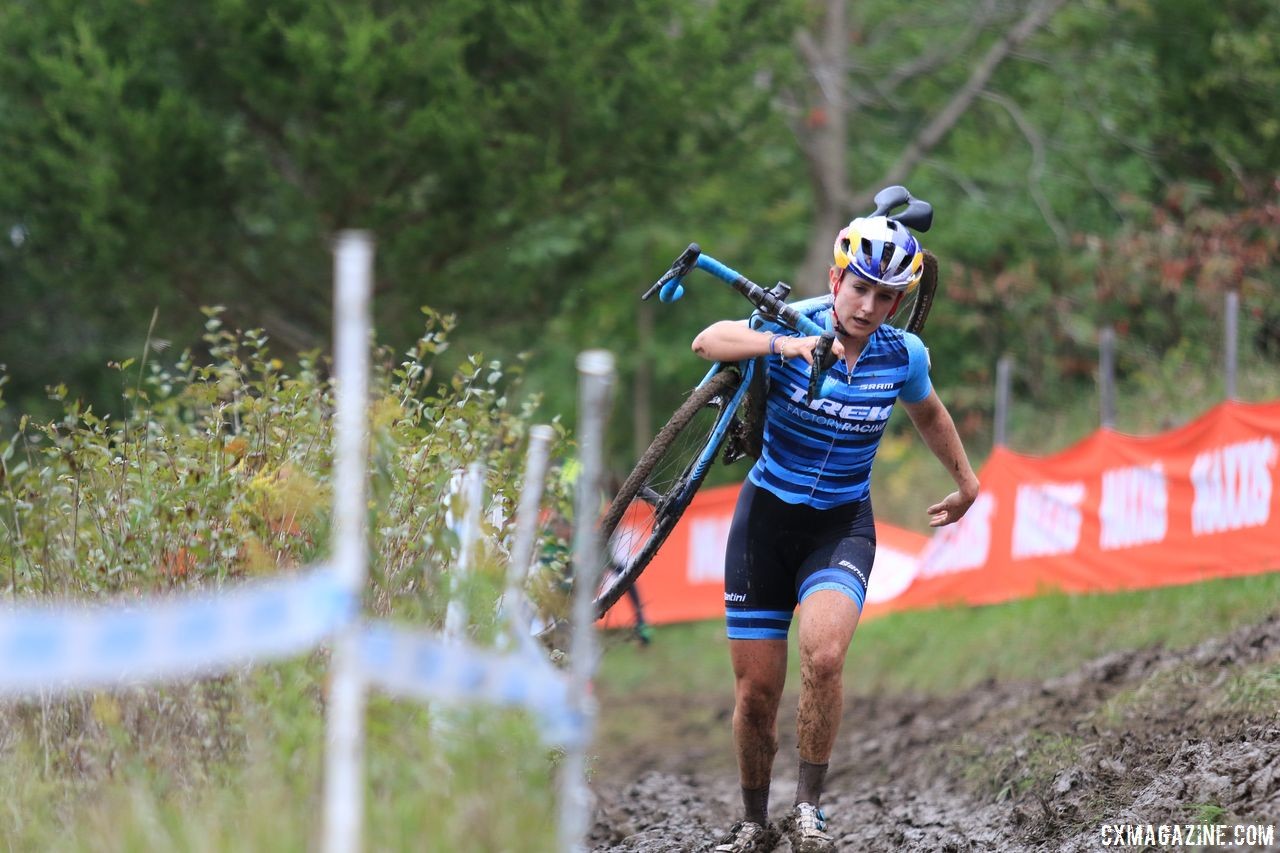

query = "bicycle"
[{"left": 594, "top": 185, "right": 938, "bottom": 618}]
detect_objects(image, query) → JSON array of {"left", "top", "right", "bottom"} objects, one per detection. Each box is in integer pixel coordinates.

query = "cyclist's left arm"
[{"left": 901, "top": 390, "right": 980, "bottom": 528}]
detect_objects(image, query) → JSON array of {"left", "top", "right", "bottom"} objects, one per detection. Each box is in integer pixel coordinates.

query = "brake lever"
[
  {"left": 642, "top": 243, "right": 702, "bottom": 301},
  {"left": 806, "top": 332, "right": 839, "bottom": 404}
]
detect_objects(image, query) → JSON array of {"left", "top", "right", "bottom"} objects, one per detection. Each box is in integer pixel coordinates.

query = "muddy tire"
[
  {"left": 594, "top": 368, "right": 743, "bottom": 618},
  {"left": 731, "top": 356, "right": 767, "bottom": 463}
]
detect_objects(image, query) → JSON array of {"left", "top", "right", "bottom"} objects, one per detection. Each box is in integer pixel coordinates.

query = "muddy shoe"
[
  {"left": 712, "top": 820, "right": 780, "bottom": 853},
  {"left": 781, "top": 803, "right": 834, "bottom": 852}
]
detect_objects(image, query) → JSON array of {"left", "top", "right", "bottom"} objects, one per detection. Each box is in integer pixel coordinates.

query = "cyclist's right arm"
[{"left": 691, "top": 320, "right": 840, "bottom": 365}]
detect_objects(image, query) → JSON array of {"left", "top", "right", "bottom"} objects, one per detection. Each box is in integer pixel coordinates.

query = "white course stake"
[
  {"left": 444, "top": 463, "right": 486, "bottom": 643},
  {"left": 559, "top": 351, "right": 615, "bottom": 852},
  {"left": 323, "top": 231, "right": 374, "bottom": 853},
  {"left": 502, "top": 425, "right": 556, "bottom": 653}
]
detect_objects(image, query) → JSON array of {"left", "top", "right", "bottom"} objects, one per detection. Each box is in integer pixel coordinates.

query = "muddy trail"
[{"left": 589, "top": 614, "right": 1280, "bottom": 852}]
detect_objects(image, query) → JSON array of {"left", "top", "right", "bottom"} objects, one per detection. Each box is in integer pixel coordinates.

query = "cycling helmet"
[{"left": 833, "top": 216, "right": 924, "bottom": 292}]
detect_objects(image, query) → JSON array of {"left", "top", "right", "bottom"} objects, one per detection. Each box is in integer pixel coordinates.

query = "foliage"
[
  {"left": 0, "top": 312, "right": 578, "bottom": 847},
  {"left": 921, "top": 184, "right": 1280, "bottom": 444},
  {"left": 1114, "top": 0, "right": 1280, "bottom": 191},
  {"left": 2, "top": 3, "right": 1277, "bottom": 841},
  {"left": 0, "top": 0, "right": 803, "bottom": 421},
  {"left": 1, "top": 308, "right": 569, "bottom": 610},
  {"left": 0, "top": 0, "right": 1278, "bottom": 491}
]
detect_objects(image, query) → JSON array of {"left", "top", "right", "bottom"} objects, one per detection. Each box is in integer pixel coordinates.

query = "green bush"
[{"left": 0, "top": 309, "right": 574, "bottom": 850}]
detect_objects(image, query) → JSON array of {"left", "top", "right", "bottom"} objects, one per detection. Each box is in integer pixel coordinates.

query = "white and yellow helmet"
[{"left": 833, "top": 216, "right": 924, "bottom": 292}]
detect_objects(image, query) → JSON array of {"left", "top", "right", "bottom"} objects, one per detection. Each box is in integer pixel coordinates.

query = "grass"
[
  {"left": 0, "top": 661, "right": 563, "bottom": 851},
  {"left": 1092, "top": 661, "right": 1208, "bottom": 729},
  {"left": 592, "top": 571, "right": 1280, "bottom": 838},
  {"left": 1186, "top": 802, "right": 1228, "bottom": 825},
  {"left": 952, "top": 731, "right": 1086, "bottom": 802},
  {"left": 1216, "top": 663, "right": 1280, "bottom": 716},
  {"left": 25, "top": 568, "right": 1274, "bottom": 851},
  {"left": 591, "top": 571, "right": 1280, "bottom": 803},
  {"left": 596, "top": 570, "right": 1280, "bottom": 702}
]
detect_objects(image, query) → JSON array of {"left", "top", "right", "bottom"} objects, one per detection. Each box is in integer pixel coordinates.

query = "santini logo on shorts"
[
  {"left": 724, "top": 591, "right": 747, "bottom": 603},
  {"left": 785, "top": 383, "right": 894, "bottom": 422},
  {"left": 838, "top": 559, "right": 869, "bottom": 588}
]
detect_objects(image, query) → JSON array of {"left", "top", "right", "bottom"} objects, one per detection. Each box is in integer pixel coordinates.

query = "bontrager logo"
[{"left": 724, "top": 592, "right": 747, "bottom": 603}]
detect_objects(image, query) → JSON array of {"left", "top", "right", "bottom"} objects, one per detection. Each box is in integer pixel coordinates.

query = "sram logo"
[
  {"left": 785, "top": 383, "right": 893, "bottom": 421},
  {"left": 859, "top": 382, "right": 895, "bottom": 390}
]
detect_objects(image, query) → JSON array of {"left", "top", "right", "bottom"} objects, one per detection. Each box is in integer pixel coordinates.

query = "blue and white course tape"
[
  {"left": 0, "top": 567, "right": 352, "bottom": 696},
  {"left": 360, "top": 623, "right": 585, "bottom": 747},
  {"left": 0, "top": 568, "right": 581, "bottom": 748}
]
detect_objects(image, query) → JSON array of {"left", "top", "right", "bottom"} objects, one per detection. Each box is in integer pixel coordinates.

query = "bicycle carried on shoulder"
[{"left": 594, "top": 186, "right": 939, "bottom": 618}]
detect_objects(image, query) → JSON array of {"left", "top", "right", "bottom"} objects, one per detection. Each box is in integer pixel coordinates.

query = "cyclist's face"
[{"left": 830, "top": 268, "right": 901, "bottom": 339}]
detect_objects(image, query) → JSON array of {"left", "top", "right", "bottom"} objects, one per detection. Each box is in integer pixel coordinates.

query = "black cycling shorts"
[{"left": 723, "top": 479, "right": 876, "bottom": 640}]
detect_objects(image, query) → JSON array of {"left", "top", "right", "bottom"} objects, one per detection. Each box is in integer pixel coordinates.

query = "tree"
[
  {"left": 780, "top": 0, "right": 1073, "bottom": 293},
  {"left": 0, "top": 0, "right": 802, "bottom": 417},
  {"left": 1113, "top": 0, "right": 1280, "bottom": 199}
]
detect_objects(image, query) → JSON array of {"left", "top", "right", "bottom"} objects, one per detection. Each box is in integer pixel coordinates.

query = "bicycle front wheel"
[{"left": 594, "top": 367, "right": 743, "bottom": 618}]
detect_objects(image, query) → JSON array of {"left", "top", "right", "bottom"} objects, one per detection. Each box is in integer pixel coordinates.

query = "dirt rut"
[{"left": 590, "top": 614, "right": 1280, "bottom": 851}]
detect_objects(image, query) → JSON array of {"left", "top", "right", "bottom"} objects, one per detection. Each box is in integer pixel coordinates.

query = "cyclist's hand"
[
  {"left": 780, "top": 336, "right": 844, "bottom": 365},
  {"left": 926, "top": 491, "right": 975, "bottom": 527}
]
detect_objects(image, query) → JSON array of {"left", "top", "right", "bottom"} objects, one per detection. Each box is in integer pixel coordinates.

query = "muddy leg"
[
  {"left": 729, "top": 638, "right": 788, "bottom": 795},
  {"left": 795, "top": 589, "right": 860, "bottom": 765}
]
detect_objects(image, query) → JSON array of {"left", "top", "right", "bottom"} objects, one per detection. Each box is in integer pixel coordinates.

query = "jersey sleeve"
[
  {"left": 900, "top": 332, "right": 932, "bottom": 403},
  {"left": 749, "top": 314, "right": 790, "bottom": 336},
  {"left": 749, "top": 296, "right": 833, "bottom": 338}
]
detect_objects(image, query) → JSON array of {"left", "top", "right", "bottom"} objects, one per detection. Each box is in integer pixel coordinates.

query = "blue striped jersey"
[{"left": 748, "top": 297, "right": 931, "bottom": 509}]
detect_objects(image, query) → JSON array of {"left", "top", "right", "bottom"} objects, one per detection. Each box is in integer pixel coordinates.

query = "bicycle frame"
[
  {"left": 671, "top": 252, "right": 836, "bottom": 505},
  {"left": 678, "top": 360, "right": 752, "bottom": 504}
]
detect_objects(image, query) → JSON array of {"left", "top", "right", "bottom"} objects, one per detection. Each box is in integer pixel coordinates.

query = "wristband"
[{"left": 769, "top": 333, "right": 780, "bottom": 356}]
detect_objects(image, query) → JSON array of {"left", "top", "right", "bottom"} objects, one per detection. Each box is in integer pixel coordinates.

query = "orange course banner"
[
  {"left": 886, "top": 399, "right": 1280, "bottom": 613},
  {"left": 598, "top": 482, "right": 929, "bottom": 629},
  {"left": 600, "top": 399, "right": 1280, "bottom": 629}
]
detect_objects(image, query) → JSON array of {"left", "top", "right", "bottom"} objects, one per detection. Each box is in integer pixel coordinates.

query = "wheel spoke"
[{"left": 593, "top": 368, "right": 742, "bottom": 618}]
